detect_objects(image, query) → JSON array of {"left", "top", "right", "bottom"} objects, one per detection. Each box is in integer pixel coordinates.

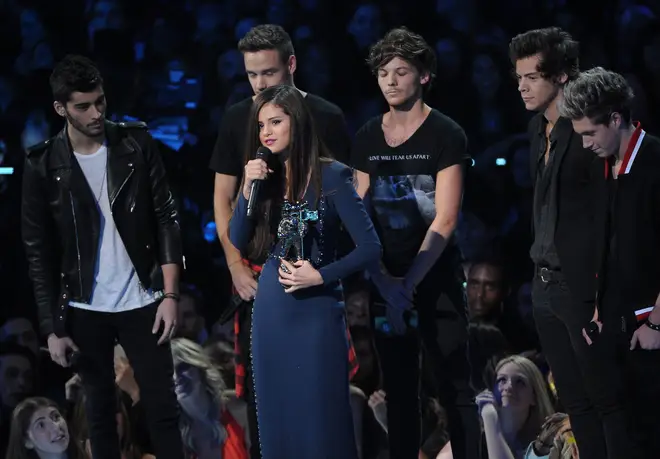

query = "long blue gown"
[{"left": 230, "top": 161, "right": 381, "bottom": 459}]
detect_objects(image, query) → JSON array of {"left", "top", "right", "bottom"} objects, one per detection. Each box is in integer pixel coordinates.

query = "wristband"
[
  {"left": 645, "top": 318, "right": 660, "bottom": 332},
  {"left": 163, "top": 292, "right": 180, "bottom": 302}
]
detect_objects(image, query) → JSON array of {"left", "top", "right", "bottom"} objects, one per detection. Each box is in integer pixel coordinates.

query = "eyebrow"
[
  {"left": 74, "top": 95, "right": 105, "bottom": 107},
  {"left": 31, "top": 416, "right": 46, "bottom": 427},
  {"left": 247, "top": 68, "right": 279, "bottom": 74}
]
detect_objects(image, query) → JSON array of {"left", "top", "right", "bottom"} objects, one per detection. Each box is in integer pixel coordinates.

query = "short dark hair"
[
  {"left": 49, "top": 54, "right": 103, "bottom": 103},
  {"left": 367, "top": 27, "right": 437, "bottom": 92},
  {"left": 468, "top": 258, "right": 508, "bottom": 286},
  {"left": 237, "top": 24, "right": 295, "bottom": 64},
  {"left": 559, "top": 67, "right": 634, "bottom": 125},
  {"left": 509, "top": 27, "right": 580, "bottom": 83}
]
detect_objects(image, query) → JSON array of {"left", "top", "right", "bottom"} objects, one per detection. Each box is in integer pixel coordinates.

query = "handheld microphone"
[
  {"left": 247, "top": 146, "right": 272, "bottom": 218},
  {"left": 40, "top": 347, "right": 82, "bottom": 368}
]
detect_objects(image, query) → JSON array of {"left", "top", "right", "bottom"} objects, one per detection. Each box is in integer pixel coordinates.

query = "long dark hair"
[
  {"left": 240, "top": 85, "right": 331, "bottom": 259},
  {"left": 5, "top": 397, "right": 79, "bottom": 459}
]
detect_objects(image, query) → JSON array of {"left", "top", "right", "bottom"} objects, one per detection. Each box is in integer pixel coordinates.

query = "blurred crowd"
[{"left": 1, "top": 0, "right": 660, "bottom": 458}]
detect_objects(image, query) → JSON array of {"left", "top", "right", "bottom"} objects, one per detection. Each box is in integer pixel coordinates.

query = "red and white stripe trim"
[
  {"left": 635, "top": 306, "right": 654, "bottom": 322},
  {"left": 618, "top": 123, "right": 645, "bottom": 176}
]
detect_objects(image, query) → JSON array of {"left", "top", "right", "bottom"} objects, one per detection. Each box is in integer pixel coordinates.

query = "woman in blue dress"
[{"left": 229, "top": 84, "right": 381, "bottom": 459}]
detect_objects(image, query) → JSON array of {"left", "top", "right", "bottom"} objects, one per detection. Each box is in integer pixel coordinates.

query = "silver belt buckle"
[{"left": 539, "top": 267, "right": 551, "bottom": 283}]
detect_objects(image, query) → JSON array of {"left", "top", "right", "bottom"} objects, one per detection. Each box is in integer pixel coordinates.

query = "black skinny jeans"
[
  {"left": 69, "top": 302, "right": 185, "bottom": 459},
  {"left": 532, "top": 273, "right": 636, "bottom": 459},
  {"left": 373, "top": 277, "right": 481, "bottom": 459}
]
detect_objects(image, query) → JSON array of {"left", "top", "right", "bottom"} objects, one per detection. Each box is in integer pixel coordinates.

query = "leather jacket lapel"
[
  {"left": 48, "top": 129, "right": 96, "bottom": 210},
  {"left": 106, "top": 121, "right": 137, "bottom": 209}
]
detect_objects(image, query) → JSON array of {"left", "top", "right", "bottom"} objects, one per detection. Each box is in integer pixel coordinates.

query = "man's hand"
[
  {"left": 152, "top": 297, "right": 178, "bottom": 345},
  {"left": 230, "top": 262, "right": 258, "bottom": 301},
  {"left": 47, "top": 334, "right": 78, "bottom": 367},
  {"left": 386, "top": 306, "right": 408, "bottom": 335},
  {"left": 582, "top": 307, "right": 603, "bottom": 345},
  {"left": 630, "top": 324, "right": 660, "bottom": 350},
  {"left": 373, "top": 274, "right": 414, "bottom": 311}
]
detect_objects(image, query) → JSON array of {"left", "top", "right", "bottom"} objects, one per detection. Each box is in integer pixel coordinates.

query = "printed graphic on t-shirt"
[{"left": 371, "top": 174, "right": 435, "bottom": 230}]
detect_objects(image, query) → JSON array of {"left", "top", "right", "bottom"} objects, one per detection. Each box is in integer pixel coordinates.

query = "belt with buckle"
[{"left": 537, "top": 266, "right": 560, "bottom": 283}]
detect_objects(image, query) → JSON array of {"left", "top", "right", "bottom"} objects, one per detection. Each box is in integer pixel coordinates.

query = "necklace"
[{"left": 95, "top": 155, "right": 108, "bottom": 203}]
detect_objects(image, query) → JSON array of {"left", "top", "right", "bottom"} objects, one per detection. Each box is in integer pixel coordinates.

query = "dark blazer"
[
  {"left": 529, "top": 113, "right": 605, "bottom": 303},
  {"left": 21, "top": 120, "right": 182, "bottom": 337},
  {"left": 596, "top": 130, "right": 660, "bottom": 319}
]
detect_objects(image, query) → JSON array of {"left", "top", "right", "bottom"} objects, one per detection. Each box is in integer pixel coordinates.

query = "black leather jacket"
[{"left": 21, "top": 120, "right": 182, "bottom": 337}]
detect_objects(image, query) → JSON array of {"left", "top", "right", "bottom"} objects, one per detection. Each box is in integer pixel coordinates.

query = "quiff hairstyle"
[
  {"left": 559, "top": 67, "right": 634, "bottom": 125},
  {"left": 237, "top": 24, "right": 295, "bottom": 65}
]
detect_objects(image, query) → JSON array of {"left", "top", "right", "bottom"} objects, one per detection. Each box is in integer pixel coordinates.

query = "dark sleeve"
[
  {"left": 436, "top": 124, "right": 469, "bottom": 173},
  {"left": 21, "top": 154, "right": 58, "bottom": 337},
  {"left": 229, "top": 192, "right": 256, "bottom": 255},
  {"left": 318, "top": 165, "right": 381, "bottom": 284},
  {"left": 349, "top": 126, "right": 369, "bottom": 173},
  {"left": 143, "top": 133, "right": 183, "bottom": 266},
  {"left": 323, "top": 111, "right": 352, "bottom": 165},
  {"left": 209, "top": 115, "right": 243, "bottom": 176}
]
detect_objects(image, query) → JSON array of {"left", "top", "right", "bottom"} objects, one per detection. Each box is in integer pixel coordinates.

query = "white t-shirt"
[{"left": 69, "top": 145, "right": 158, "bottom": 312}]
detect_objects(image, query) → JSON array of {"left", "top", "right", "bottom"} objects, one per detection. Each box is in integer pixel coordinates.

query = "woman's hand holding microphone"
[{"left": 243, "top": 158, "right": 273, "bottom": 200}]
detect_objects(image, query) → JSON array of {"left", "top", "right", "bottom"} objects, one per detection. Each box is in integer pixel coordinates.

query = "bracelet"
[
  {"left": 646, "top": 318, "right": 660, "bottom": 332},
  {"left": 163, "top": 292, "right": 180, "bottom": 302}
]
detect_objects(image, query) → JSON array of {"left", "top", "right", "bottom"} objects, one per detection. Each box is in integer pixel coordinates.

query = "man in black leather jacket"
[{"left": 21, "top": 55, "right": 185, "bottom": 459}]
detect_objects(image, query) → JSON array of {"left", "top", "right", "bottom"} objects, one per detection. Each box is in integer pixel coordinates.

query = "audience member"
[
  {"left": 467, "top": 260, "right": 539, "bottom": 352},
  {"left": 0, "top": 315, "right": 39, "bottom": 356},
  {"left": 171, "top": 338, "right": 249, "bottom": 458},
  {"left": 4, "top": 397, "right": 76, "bottom": 459},
  {"left": 477, "top": 355, "right": 555, "bottom": 459}
]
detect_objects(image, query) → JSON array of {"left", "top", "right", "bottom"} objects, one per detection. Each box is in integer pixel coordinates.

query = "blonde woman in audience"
[
  {"left": 171, "top": 337, "right": 249, "bottom": 459},
  {"left": 477, "top": 355, "right": 555, "bottom": 459},
  {"left": 5, "top": 397, "right": 79, "bottom": 459}
]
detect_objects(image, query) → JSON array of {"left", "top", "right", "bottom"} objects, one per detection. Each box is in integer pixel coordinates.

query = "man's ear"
[
  {"left": 557, "top": 73, "right": 568, "bottom": 86},
  {"left": 53, "top": 101, "right": 66, "bottom": 118}
]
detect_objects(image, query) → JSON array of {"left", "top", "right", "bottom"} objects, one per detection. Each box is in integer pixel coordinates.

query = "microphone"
[{"left": 247, "top": 146, "right": 272, "bottom": 218}]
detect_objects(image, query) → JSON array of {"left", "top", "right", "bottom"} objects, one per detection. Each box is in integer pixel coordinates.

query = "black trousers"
[
  {"left": 69, "top": 302, "right": 185, "bottom": 459},
  {"left": 532, "top": 274, "right": 636, "bottom": 459},
  {"left": 373, "top": 278, "right": 481, "bottom": 459},
  {"left": 600, "top": 290, "right": 660, "bottom": 459},
  {"left": 237, "top": 301, "right": 262, "bottom": 459},
  {"left": 626, "top": 347, "right": 660, "bottom": 457}
]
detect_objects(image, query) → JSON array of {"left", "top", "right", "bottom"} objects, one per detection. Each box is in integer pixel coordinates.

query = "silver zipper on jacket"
[
  {"left": 110, "top": 167, "right": 134, "bottom": 209},
  {"left": 69, "top": 192, "right": 83, "bottom": 297}
]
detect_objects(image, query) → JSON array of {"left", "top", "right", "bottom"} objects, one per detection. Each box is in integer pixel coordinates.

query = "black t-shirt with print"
[
  {"left": 351, "top": 109, "right": 469, "bottom": 278},
  {"left": 208, "top": 93, "right": 351, "bottom": 191}
]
